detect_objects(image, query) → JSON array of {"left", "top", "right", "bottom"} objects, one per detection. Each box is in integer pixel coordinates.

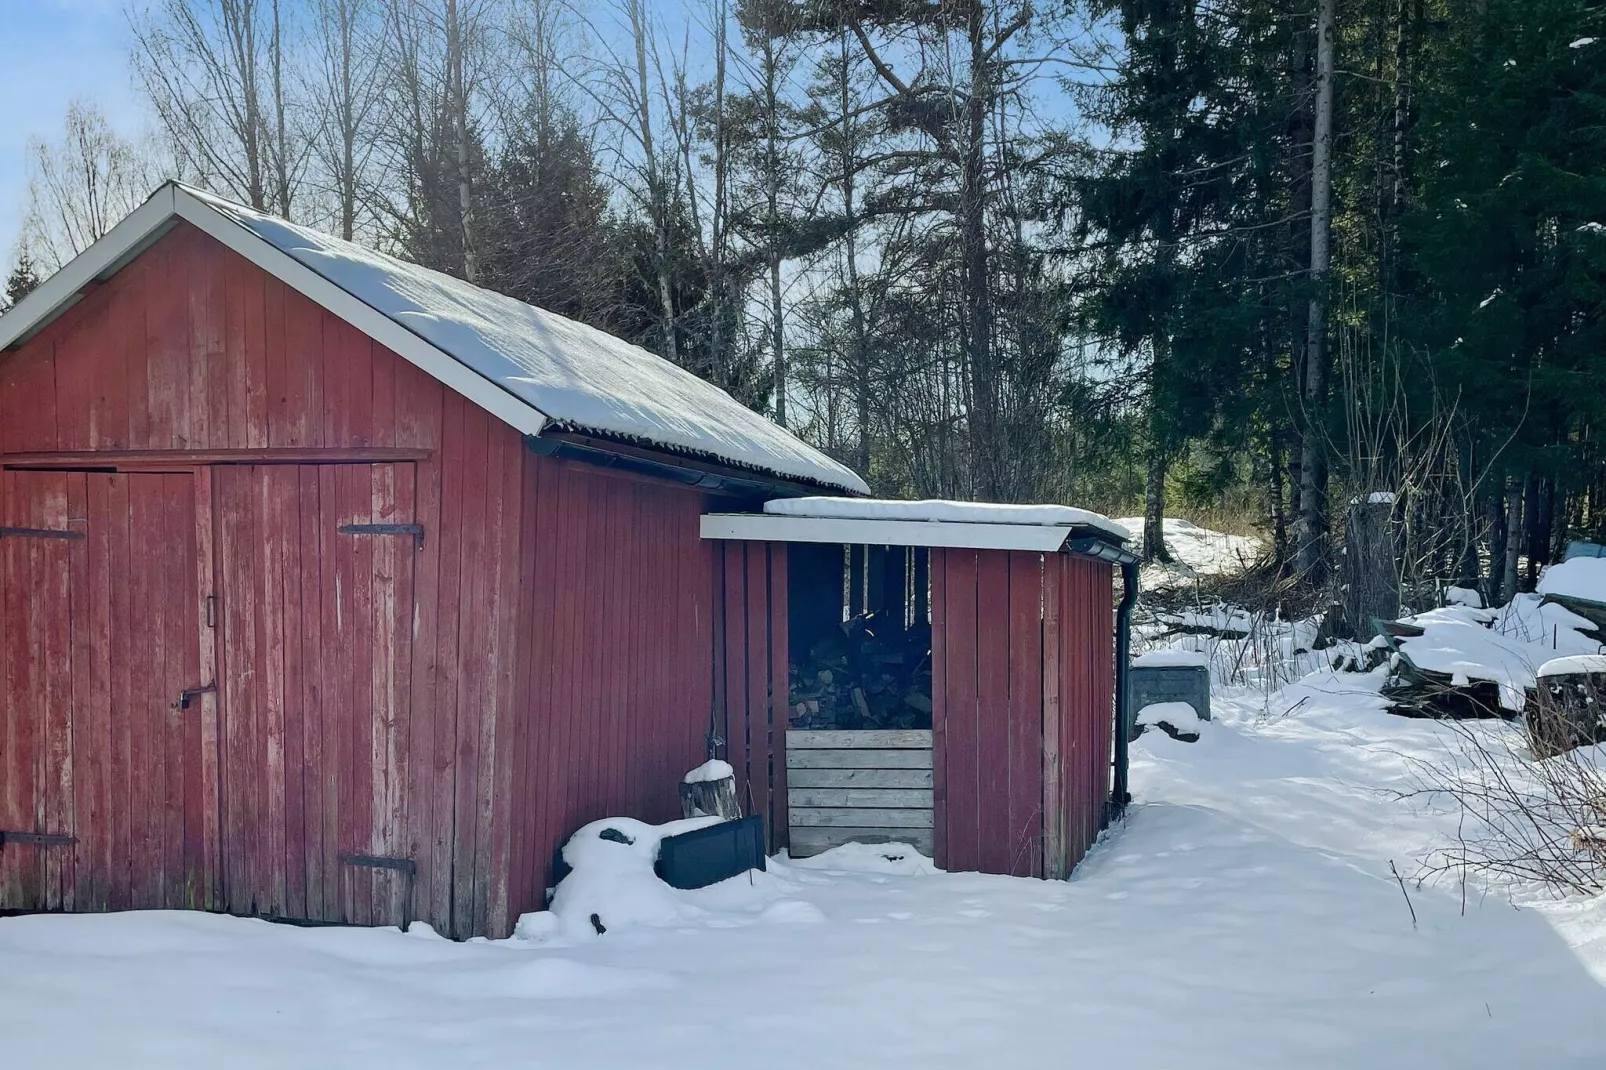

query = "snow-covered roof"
[
  {"left": 764, "top": 497, "right": 1130, "bottom": 542},
  {"left": 701, "top": 496, "right": 1130, "bottom": 554},
  {"left": 0, "top": 182, "right": 867, "bottom": 494}
]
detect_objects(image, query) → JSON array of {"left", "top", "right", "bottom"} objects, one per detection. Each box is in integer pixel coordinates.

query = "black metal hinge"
[
  {"left": 173, "top": 682, "right": 217, "bottom": 710},
  {"left": 0, "top": 830, "right": 76, "bottom": 848},
  {"left": 0, "top": 526, "right": 84, "bottom": 541},
  {"left": 337, "top": 523, "right": 424, "bottom": 550}
]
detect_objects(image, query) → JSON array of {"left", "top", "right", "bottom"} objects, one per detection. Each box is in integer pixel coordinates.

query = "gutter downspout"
[{"left": 1108, "top": 559, "right": 1139, "bottom": 827}]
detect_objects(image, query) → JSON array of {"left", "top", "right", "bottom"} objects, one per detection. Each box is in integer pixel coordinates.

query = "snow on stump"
[
  {"left": 679, "top": 759, "right": 742, "bottom": 820},
  {"left": 1136, "top": 701, "right": 1204, "bottom": 743},
  {"left": 1528, "top": 655, "right": 1606, "bottom": 759}
]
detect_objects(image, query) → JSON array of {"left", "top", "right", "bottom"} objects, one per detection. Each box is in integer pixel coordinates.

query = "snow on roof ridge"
[
  {"left": 763, "top": 496, "right": 1129, "bottom": 541},
  {"left": 178, "top": 184, "right": 868, "bottom": 494}
]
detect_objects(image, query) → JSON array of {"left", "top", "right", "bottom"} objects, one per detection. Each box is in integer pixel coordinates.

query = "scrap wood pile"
[
  {"left": 788, "top": 612, "right": 933, "bottom": 731},
  {"left": 1350, "top": 562, "right": 1606, "bottom": 731}
]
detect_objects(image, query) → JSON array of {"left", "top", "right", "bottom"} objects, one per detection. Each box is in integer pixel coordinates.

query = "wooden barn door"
[
  {"left": 215, "top": 463, "right": 419, "bottom": 927},
  {"left": 1, "top": 469, "right": 215, "bottom": 913},
  {"left": 0, "top": 471, "right": 79, "bottom": 910}
]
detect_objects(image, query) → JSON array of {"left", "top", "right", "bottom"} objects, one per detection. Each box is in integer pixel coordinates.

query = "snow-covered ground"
[
  {"left": 1116, "top": 516, "right": 1263, "bottom": 588},
  {"left": 7, "top": 663, "right": 1606, "bottom": 1067}
]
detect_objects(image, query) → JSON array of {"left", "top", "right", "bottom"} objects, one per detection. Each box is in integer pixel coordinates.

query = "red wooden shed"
[
  {"left": 702, "top": 499, "right": 1137, "bottom": 878},
  {"left": 0, "top": 184, "right": 1132, "bottom": 939}
]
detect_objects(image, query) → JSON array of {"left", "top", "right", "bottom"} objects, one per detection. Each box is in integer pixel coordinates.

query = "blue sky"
[{"left": 0, "top": 0, "right": 151, "bottom": 259}]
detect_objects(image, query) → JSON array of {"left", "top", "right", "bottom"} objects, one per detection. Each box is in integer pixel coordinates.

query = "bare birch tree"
[
  {"left": 305, "top": 0, "right": 388, "bottom": 240},
  {"left": 130, "top": 0, "right": 309, "bottom": 216},
  {"left": 22, "top": 101, "right": 166, "bottom": 270}
]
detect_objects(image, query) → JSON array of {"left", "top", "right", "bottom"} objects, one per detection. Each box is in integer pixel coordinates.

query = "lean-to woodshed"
[
  {"left": 702, "top": 499, "right": 1137, "bottom": 879},
  {"left": 0, "top": 183, "right": 864, "bottom": 939}
]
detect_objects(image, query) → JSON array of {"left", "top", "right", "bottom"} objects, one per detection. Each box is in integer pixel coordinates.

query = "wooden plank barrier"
[{"left": 786, "top": 730, "right": 934, "bottom": 857}]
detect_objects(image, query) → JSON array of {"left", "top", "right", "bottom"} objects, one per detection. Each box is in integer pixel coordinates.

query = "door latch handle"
[{"left": 173, "top": 683, "right": 217, "bottom": 710}]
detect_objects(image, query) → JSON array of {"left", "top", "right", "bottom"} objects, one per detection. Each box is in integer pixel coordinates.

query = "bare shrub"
[{"left": 1404, "top": 677, "right": 1606, "bottom": 896}]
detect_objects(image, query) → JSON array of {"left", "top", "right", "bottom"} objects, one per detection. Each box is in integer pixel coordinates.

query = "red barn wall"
[
  {"left": 930, "top": 548, "right": 1114, "bottom": 879},
  {"left": 0, "top": 222, "right": 726, "bottom": 938}
]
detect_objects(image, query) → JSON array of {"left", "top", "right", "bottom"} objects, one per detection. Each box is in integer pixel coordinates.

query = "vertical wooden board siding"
[
  {"left": 43, "top": 476, "right": 77, "bottom": 907},
  {"left": 529, "top": 458, "right": 571, "bottom": 909},
  {"left": 767, "top": 543, "right": 790, "bottom": 851},
  {"left": 506, "top": 448, "right": 549, "bottom": 921},
  {"left": 126, "top": 479, "right": 161, "bottom": 907},
  {"left": 0, "top": 472, "right": 64, "bottom": 908},
  {"left": 941, "top": 548, "right": 981, "bottom": 872},
  {"left": 76, "top": 474, "right": 111, "bottom": 910},
  {"left": 1064, "top": 557, "right": 1083, "bottom": 865},
  {"left": 191, "top": 469, "right": 221, "bottom": 910},
  {"left": 709, "top": 542, "right": 728, "bottom": 800},
  {"left": 0, "top": 324, "right": 58, "bottom": 453},
  {"left": 1006, "top": 552, "right": 1044, "bottom": 879},
  {"left": 64, "top": 472, "right": 95, "bottom": 911},
  {"left": 292, "top": 466, "right": 327, "bottom": 918},
  {"left": 1040, "top": 554, "right": 1065, "bottom": 879},
  {"left": 1051, "top": 556, "right": 1116, "bottom": 872},
  {"left": 744, "top": 545, "right": 770, "bottom": 833},
  {"left": 188, "top": 227, "right": 228, "bottom": 450},
  {"left": 722, "top": 544, "right": 749, "bottom": 817},
  {"left": 217, "top": 466, "right": 269, "bottom": 915},
  {"left": 973, "top": 551, "right": 1012, "bottom": 874},
  {"left": 546, "top": 462, "right": 583, "bottom": 894},
  {"left": 928, "top": 548, "right": 948, "bottom": 869},
  {"left": 144, "top": 238, "right": 189, "bottom": 449},
  {"left": 488, "top": 430, "right": 526, "bottom": 935}
]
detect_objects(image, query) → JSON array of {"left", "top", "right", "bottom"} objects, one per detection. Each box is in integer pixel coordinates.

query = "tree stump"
[
  {"left": 679, "top": 760, "right": 742, "bottom": 820},
  {"left": 1346, "top": 493, "right": 1400, "bottom": 639}
]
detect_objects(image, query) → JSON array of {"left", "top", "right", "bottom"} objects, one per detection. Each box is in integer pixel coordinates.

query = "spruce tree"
[{"left": 2, "top": 247, "right": 42, "bottom": 313}]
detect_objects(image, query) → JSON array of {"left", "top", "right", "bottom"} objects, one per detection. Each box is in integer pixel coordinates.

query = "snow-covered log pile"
[{"left": 1376, "top": 564, "right": 1606, "bottom": 719}]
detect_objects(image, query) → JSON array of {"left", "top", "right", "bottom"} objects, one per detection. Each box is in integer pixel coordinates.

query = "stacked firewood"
[{"left": 788, "top": 612, "right": 933, "bottom": 731}]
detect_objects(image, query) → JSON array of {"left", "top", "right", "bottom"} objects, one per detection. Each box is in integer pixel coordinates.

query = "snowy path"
[{"left": 5, "top": 679, "right": 1606, "bottom": 1068}]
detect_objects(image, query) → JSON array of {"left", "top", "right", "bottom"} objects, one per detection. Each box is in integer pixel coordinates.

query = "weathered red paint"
[
  {"left": 929, "top": 547, "right": 1115, "bottom": 879},
  {"left": 0, "top": 223, "right": 746, "bottom": 938},
  {"left": 706, "top": 541, "right": 790, "bottom": 851}
]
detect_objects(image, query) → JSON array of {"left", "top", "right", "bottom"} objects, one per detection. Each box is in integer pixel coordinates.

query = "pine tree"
[{"left": 2, "top": 247, "right": 42, "bottom": 313}]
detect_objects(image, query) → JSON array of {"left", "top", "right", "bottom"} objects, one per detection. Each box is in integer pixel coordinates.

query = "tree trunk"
[
  {"left": 1487, "top": 488, "right": 1507, "bottom": 604},
  {"left": 447, "top": 0, "right": 476, "bottom": 283},
  {"left": 1502, "top": 477, "right": 1523, "bottom": 601},
  {"left": 1143, "top": 404, "right": 1172, "bottom": 564},
  {"left": 1297, "top": 0, "right": 1337, "bottom": 582},
  {"left": 764, "top": 38, "right": 787, "bottom": 426},
  {"left": 962, "top": 3, "right": 996, "bottom": 499},
  {"left": 838, "top": 30, "right": 871, "bottom": 478},
  {"left": 628, "top": 0, "right": 677, "bottom": 367},
  {"left": 1269, "top": 438, "right": 1289, "bottom": 567}
]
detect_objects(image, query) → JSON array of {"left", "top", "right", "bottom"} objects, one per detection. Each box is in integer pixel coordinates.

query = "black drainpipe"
[{"left": 1109, "top": 558, "right": 1139, "bottom": 826}]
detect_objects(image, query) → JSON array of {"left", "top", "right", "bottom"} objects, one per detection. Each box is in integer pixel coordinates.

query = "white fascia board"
[
  {"left": 172, "top": 187, "right": 549, "bottom": 438},
  {"left": 0, "top": 186, "right": 181, "bottom": 352},
  {"left": 700, "top": 513, "right": 1072, "bottom": 552}
]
